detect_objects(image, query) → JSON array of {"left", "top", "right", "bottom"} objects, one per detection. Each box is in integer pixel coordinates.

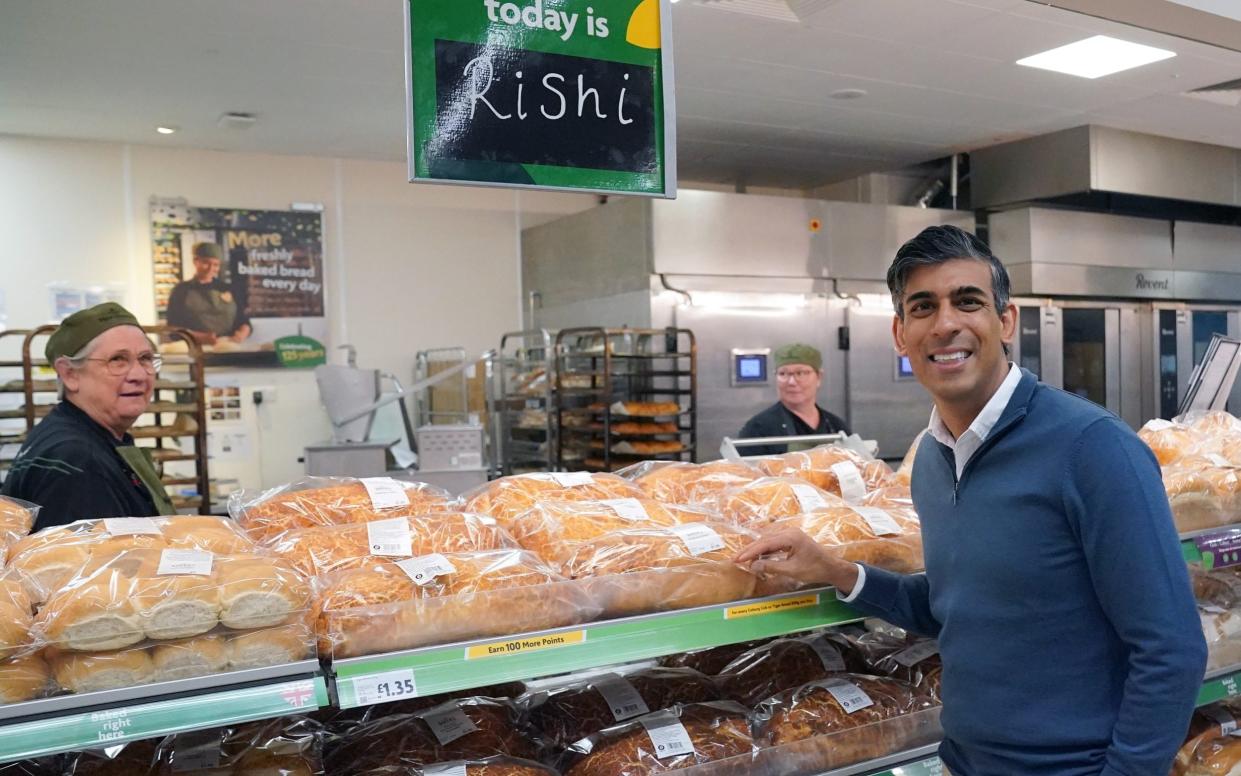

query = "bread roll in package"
[
  {"left": 315, "top": 549, "right": 600, "bottom": 659},
  {"left": 623, "top": 460, "right": 763, "bottom": 507},
  {"left": 1173, "top": 700, "right": 1241, "bottom": 776},
  {"left": 753, "top": 445, "right": 891, "bottom": 503},
  {"left": 228, "top": 476, "right": 457, "bottom": 543},
  {"left": 0, "top": 569, "right": 51, "bottom": 706},
  {"left": 462, "top": 472, "right": 645, "bottom": 528},
  {"left": 713, "top": 478, "right": 846, "bottom": 527},
  {"left": 1200, "top": 605, "right": 1241, "bottom": 672},
  {"left": 1163, "top": 456, "right": 1241, "bottom": 534},
  {"left": 0, "top": 496, "right": 37, "bottom": 551},
  {"left": 765, "top": 505, "right": 924, "bottom": 574}
]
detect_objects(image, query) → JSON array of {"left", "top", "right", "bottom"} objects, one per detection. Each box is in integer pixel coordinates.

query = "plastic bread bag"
[
  {"left": 753, "top": 445, "right": 890, "bottom": 503},
  {"left": 314, "top": 549, "right": 600, "bottom": 658},
  {"left": 47, "top": 642, "right": 156, "bottom": 694},
  {"left": 509, "top": 499, "right": 718, "bottom": 571},
  {"left": 1200, "top": 606, "right": 1241, "bottom": 672},
  {"left": 157, "top": 715, "right": 324, "bottom": 775},
  {"left": 411, "top": 756, "right": 560, "bottom": 776},
  {"left": 329, "top": 684, "right": 531, "bottom": 727},
  {"left": 765, "top": 505, "right": 924, "bottom": 575},
  {"left": 560, "top": 522, "right": 760, "bottom": 618},
  {"left": 1181, "top": 728, "right": 1241, "bottom": 776},
  {"left": 621, "top": 460, "right": 763, "bottom": 506},
  {"left": 864, "top": 639, "right": 942, "bottom": 703},
  {"left": 0, "top": 569, "right": 38, "bottom": 661},
  {"left": 1139, "top": 418, "right": 1200, "bottom": 466},
  {"left": 713, "top": 477, "right": 846, "bottom": 527},
  {"left": 715, "top": 633, "right": 853, "bottom": 707},
  {"left": 1191, "top": 565, "right": 1241, "bottom": 610},
  {"left": 560, "top": 701, "right": 756, "bottom": 776},
  {"left": 66, "top": 737, "right": 161, "bottom": 776},
  {"left": 885, "top": 430, "right": 927, "bottom": 489},
  {"left": 657, "top": 639, "right": 776, "bottom": 678},
  {"left": 268, "top": 512, "right": 518, "bottom": 577},
  {"left": 0, "top": 760, "right": 61, "bottom": 776},
  {"left": 0, "top": 651, "right": 51, "bottom": 704},
  {"left": 1177, "top": 410, "right": 1241, "bottom": 439},
  {"left": 1162, "top": 455, "right": 1241, "bottom": 534},
  {"left": 0, "top": 496, "right": 37, "bottom": 549},
  {"left": 462, "top": 473, "right": 645, "bottom": 528},
  {"left": 229, "top": 476, "right": 457, "bottom": 543},
  {"left": 529, "top": 667, "right": 721, "bottom": 747}
]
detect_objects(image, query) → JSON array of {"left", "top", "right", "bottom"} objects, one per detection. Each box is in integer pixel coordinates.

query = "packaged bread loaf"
[
  {"left": 561, "top": 701, "right": 755, "bottom": 776},
  {"left": 561, "top": 522, "right": 759, "bottom": 617},
  {"left": 67, "top": 737, "right": 160, "bottom": 776},
  {"left": 1191, "top": 565, "right": 1241, "bottom": 610},
  {"left": 0, "top": 496, "right": 36, "bottom": 549},
  {"left": 1140, "top": 419, "right": 1201, "bottom": 467},
  {"left": 333, "top": 683, "right": 531, "bottom": 726},
  {"left": 229, "top": 477, "right": 457, "bottom": 543},
  {"left": 463, "top": 473, "right": 646, "bottom": 528},
  {"left": 1183, "top": 730, "right": 1241, "bottom": 776},
  {"left": 530, "top": 667, "right": 720, "bottom": 747},
  {"left": 227, "top": 621, "right": 316, "bottom": 670},
  {"left": 1163, "top": 457, "right": 1241, "bottom": 533},
  {"left": 1173, "top": 701, "right": 1241, "bottom": 776},
  {"left": 1201, "top": 606, "right": 1241, "bottom": 672},
  {"left": 754, "top": 445, "right": 890, "bottom": 502},
  {"left": 860, "top": 486, "right": 918, "bottom": 524},
  {"left": 0, "top": 653, "right": 50, "bottom": 704},
  {"left": 657, "top": 639, "right": 775, "bottom": 678},
  {"left": 715, "top": 477, "right": 846, "bottom": 526},
  {"left": 0, "top": 573, "right": 35, "bottom": 660},
  {"left": 410, "top": 757, "right": 558, "bottom": 776},
  {"left": 315, "top": 549, "right": 599, "bottom": 658},
  {"left": 49, "top": 644, "right": 154, "bottom": 694},
  {"left": 625, "top": 460, "right": 763, "bottom": 507},
  {"left": 156, "top": 715, "right": 324, "bottom": 776},
  {"left": 716, "top": 633, "right": 852, "bottom": 706},
  {"left": 767, "top": 506, "right": 924, "bottom": 574}
]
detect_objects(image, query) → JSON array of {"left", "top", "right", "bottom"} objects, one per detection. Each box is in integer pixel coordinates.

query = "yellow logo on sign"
[
  {"left": 465, "top": 630, "right": 587, "bottom": 659},
  {"left": 626, "top": 0, "right": 660, "bottom": 49},
  {"left": 724, "top": 593, "right": 821, "bottom": 620}
]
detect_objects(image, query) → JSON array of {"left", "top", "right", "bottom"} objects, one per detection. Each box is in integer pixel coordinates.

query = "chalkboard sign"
[{"left": 406, "top": 0, "right": 676, "bottom": 197}]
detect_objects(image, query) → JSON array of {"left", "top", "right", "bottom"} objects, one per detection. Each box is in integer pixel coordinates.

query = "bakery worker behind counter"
[
  {"left": 2, "top": 303, "right": 175, "bottom": 531},
  {"left": 737, "top": 343, "right": 850, "bottom": 455},
  {"left": 164, "top": 241, "right": 252, "bottom": 346}
]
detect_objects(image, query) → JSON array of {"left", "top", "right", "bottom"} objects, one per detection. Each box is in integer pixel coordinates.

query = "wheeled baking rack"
[{"left": 496, "top": 329, "right": 558, "bottom": 475}]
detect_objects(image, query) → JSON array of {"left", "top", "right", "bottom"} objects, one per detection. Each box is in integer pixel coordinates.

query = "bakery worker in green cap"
[
  {"left": 2, "top": 302, "right": 175, "bottom": 530},
  {"left": 738, "top": 343, "right": 851, "bottom": 455},
  {"left": 165, "top": 242, "right": 252, "bottom": 345}
]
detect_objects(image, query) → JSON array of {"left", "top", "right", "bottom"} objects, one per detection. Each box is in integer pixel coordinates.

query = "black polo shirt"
[{"left": 737, "top": 402, "right": 851, "bottom": 456}]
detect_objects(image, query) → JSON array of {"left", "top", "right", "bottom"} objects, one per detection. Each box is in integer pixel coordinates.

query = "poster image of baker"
[{"left": 165, "top": 242, "right": 252, "bottom": 346}]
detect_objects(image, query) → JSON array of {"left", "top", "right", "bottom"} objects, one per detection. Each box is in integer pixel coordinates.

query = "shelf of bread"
[{"left": 1139, "top": 411, "right": 1241, "bottom": 536}]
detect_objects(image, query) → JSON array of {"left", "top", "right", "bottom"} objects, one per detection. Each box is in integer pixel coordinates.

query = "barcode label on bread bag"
[
  {"left": 641, "top": 713, "right": 695, "bottom": 759},
  {"left": 157, "top": 549, "right": 213, "bottom": 576},
  {"left": 396, "top": 553, "right": 458, "bottom": 585},
  {"left": 418, "top": 705, "right": 478, "bottom": 745},
  {"left": 823, "top": 679, "right": 874, "bottom": 714},
  {"left": 791, "top": 484, "right": 831, "bottom": 512},
  {"left": 831, "top": 462, "right": 867, "bottom": 502},
  {"left": 171, "top": 730, "right": 222, "bottom": 772},
  {"left": 806, "top": 637, "right": 847, "bottom": 672},
  {"left": 352, "top": 668, "right": 417, "bottom": 706},
  {"left": 103, "top": 517, "right": 162, "bottom": 536},
  {"left": 595, "top": 674, "right": 650, "bottom": 721},
  {"left": 367, "top": 517, "right": 412, "bottom": 557},
  {"left": 1202, "top": 705, "right": 1239, "bottom": 735},
  {"left": 601, "top": 498, "right": 649, "bottom": 521},
  {"left": 892, "top": 641, "right": 940, "bottom": 667},
  {"left": 669, "top": 523, "right": 726, "bottom": 556},
  {"left": 423, "top": 763, "right": 468, "bottom": 776},
  {"left": 549, "top": 472, "right": 595, "bottom": 487},
  {"left": 361, "top": 477, "right": 411, "bottom": 510},
  {"left": 850, "top": 506, "right": 902, "bottom": 537}
]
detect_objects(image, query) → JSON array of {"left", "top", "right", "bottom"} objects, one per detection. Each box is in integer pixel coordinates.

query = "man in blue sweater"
[{"left": 736, "top": 225, "right": 1206, "bottom": 776}]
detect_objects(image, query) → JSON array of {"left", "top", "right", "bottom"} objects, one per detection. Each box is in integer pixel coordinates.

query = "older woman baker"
[{"left": 2, "top": 303, "right": 173, "bottom": 530}]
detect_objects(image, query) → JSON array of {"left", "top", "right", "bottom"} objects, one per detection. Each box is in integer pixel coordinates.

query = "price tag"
[
  {"left": 600, "top": 498, "right": 650, "bottom": 521},
  {"left": 367, "top": 517, "right": 413, "bottom": 557},
  {"left": 352, "top": 668, "right": 418, "bottom": 706},
  {"left": 423, "top": 763, "right": 468, "bottom": 776},
  {"left": 1203, "top": 705, "right": 1239, "bottom": 735},
  {"left": 831, "top": 462, "right": 867, "bottom": 502},
  {"left": 361, "top": 477, "right": 412, "bottom": 510},
  {"left": 157, "top": 549, "right": 213, "bottom": 576},
  {"left": 791, "top": 483, "right": 831, "bottom": 512},
  {"left": 641, "top": 713, "right": 695, "bottom": 759},
  {"left": 805, "top": 637, "right": 846, "bottom": 672},
  {"left": 396, "top": 553, "right": 458, "bottom": 586},
  {"left": 823, "top": 678, "right": 874, "bottom": 714},
  {"left": 103, "top": 517, "right": 162, "bottom": 536},
  {"left": 669, "top": 523, "right": 726, "bottom": 556},
  {"left": 419, "top": 705, "right": 479, "bottom": 745},
  {"left": 171, "top": 729, "right": 222, "bottom": 772},
  {"left": 851, "top": 506, "right": 903, "bottom": 537},
  {"left": 892, "top": 641, "right": 940, "bottom": 667},
  {"left": 1145, "top": 419, "right": 1176, "bottom": 431},
  {"left": 549, "top": 472, "right": 595, "bottom": 487},
  {"left": 595, "top": 674, "right": 650, "bottom": 721}
]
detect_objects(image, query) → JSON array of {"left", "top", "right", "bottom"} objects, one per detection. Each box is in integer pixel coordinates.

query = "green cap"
[
  {"left": 193, "top": 242, "right": 223, "bottom": 260},
  {"left": 774, "top": 343, "right": 822, "bottom": 371},
  {"left": 45, "top": 302, "right": 143, "bottom": 362}
]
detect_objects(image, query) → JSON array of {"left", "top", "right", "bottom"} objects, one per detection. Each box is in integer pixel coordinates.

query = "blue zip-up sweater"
[{"left": 851, "top": 369, "right": 1206, "bottom": 776}]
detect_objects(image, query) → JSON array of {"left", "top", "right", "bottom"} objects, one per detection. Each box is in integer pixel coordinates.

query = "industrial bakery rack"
[
  {"left": 18, "top": 324, "right": 211, "bottom": 513},
  {"left": 555, "top": 326, "right": 697, "bottom": 473},
  {"left": 0, "top": 330, "right": 40, "bottom": 486},
  {"left": 496, "top": 329, "right": 557, "bottom": 475}
]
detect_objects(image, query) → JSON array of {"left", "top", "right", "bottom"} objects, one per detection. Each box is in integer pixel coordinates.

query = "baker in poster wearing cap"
[
  {"left": 2, "top": 303, "right": 174, "bottom": 530},
  {"left": 165, "top": 242, "right": 252, "bottom": 346},
  {"left": 737, "top": 343, "right": 851, "bottom": 455}
]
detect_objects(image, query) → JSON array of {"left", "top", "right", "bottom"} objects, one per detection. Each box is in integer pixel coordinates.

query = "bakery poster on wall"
[{"left": 150, "top": 201, "right": 328, "bottom": 368}]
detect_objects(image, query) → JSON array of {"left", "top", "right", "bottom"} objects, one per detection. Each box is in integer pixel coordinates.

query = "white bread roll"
[
  {"left": 217, "top": 556, "right": 309, "bottom": 630},
  {"left": 227, "top": 623, "right": 313, "bottom": 670},
  {"left": 37, "top": 577, "right": 144, "bottom": 651},
  {"left": 51, "top": 647, "right": 154, "bottom": 694},
  {"left": 150, "top": 634, "right": 229, "bottom": 682},
  {"left": 0, "top": 653, "right": 50, "bottom": 703}
]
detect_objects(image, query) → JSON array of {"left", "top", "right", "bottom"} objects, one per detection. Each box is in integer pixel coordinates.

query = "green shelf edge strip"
[
  {"left": 1199, "top": 669, "right": 1241, "bottom": 707},
  {"left": 0, "top": 676, "right": 327, "bottom": 763},
  {"left": 884, "top": 756, "right": 945, "bottom": 776},
  {"left": 336, "top": 591, "right": 861, "bottom": 707}
]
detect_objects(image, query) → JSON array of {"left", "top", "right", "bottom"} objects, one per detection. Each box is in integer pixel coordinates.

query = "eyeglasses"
[
  {"left": 83, "top": 352, "right": 162, "bottom": 376},
  {"left": 776, "top": 368, "right": 818, "bottom": 382}
]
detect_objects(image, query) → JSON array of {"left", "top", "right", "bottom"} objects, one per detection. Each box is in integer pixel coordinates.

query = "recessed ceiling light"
[
  {"left": 830, "top": 88, "right": 867, "bottom": 100},
  {"left": 1016, "top": 35, "right": 1175, "bottom": 79},
  {"left": 155, "top": 126, "right": 178, "bottom": 135}
]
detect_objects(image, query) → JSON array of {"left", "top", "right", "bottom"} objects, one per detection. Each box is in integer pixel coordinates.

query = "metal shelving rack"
[
  {"left": 555, "top": 326, "right": 697, "bottom": 473},
  {"left": 0, "top": 330, "right": 39, "bottom": 486},
  {"left": 496, "top": 329, "right": 556, "bottom": 475}
]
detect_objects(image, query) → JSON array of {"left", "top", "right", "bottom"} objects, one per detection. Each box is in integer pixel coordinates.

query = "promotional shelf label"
[
  {"left": 724, "top": 593, "right": 820, "bottom": 620},
  {"left": 465, "top": 629, "right": 586, "bottom": 659}
]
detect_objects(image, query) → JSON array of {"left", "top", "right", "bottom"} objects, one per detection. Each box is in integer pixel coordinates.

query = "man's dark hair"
[{"left": 886, "top": 225, "right": 1011, "bottom": 320}]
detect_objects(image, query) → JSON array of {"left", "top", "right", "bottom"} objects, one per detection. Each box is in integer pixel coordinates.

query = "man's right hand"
[{"left": 734, "top": 528, "right": 861, "bottom": 595}]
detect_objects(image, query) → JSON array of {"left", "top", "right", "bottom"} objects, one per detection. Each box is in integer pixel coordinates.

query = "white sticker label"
[
  {"left": 892, "top": 641, "right": 940, "bottom": 667},
  {"left": 601, "top": 498, "right": 650, "bottom": 521},
  {"left": 419, "top": 706, "right": 479, "bottom": 745},
  {"left": 823, "top": 678, "right": 874, "bottom": 714},
  {"left": 172, "top": 730, "right": 221, "bottom": 772},
  {"left": 352, "top": 668, "right": 417, "bottom": 706},
  {"left": 396, "top": 553, "right": 458, "bottom": 586},
  {"left": 1203, "top": 705, "right": 1239, "bottom": 735},
  {"left": 851, "top": 506, "right": 903, "bottom": 537},
  {"left": 361, "top": 477, "right": 412, "bottom": 510},
  {"left": 791, "top": 483, "right": 831, "bottom": 513},
  {"left": 423, "top": 763, "right": 468, "bottom": 776},
  {"left": 1146, "top": 419, "right": 1176, "bottom": 432},
  {"left": 669, "top": 523, "right": 727, "bottom": 556},
  {"left": 367, "top": 517, "right": 412, "bottom": 557},
  {"left": 103, "top": 517, "right": 162, "bottom": 536},
  {"left": 641, "top": 713, "right": 695, "bottom": 759},
  {"left": 595, "top": 675, "right": 650, "bottom": 721},
  {"left": 806, "top": 638, "right": 846, "bottom": 672},
  {"left": 157, "top": 549, "right": 213, "bottom": 576},
  {"left": 831, "top": 462, "right": 867, "bottom": 502},
  {"left": 549, "top": 471, "right": 595, "bottom": 487}
]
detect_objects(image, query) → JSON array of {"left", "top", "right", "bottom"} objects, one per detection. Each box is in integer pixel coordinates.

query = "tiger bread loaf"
[
  {"left": 610, "top": 440, "right": 685, "bottom": 456},
  {"left": 715, "top": 633, "right": 853, "bottom": 707},
  {"left": 334, "top": 681, "right": 530, "bottom": 724},
  {"left": 603, "top": 420, "right": 680, "bottom": 436},
  {"left": 229, "top": 476, "right": 457, "bottom": 543},
  {"left": 765, "top": 505, "right": 924, "bottom": 574},
  {"left": 657, "top": 638, "right": 776, "bottom": 677},
  {"left": 529, "top": 667, "right": 721, "bottom": 747},
  {"left": 561, "top": 522, "right": 760, "bottom": 618},
  {"left": 561, "top": 701, "right": 755, "bottom": 776},
  {"left": 463, "top": 472, "right": 644, "bottom": 528},
  {"left": 154, "top": 715, "right": 323, "bottom": 776},
  {"left": 628, "top": 460, "right": 764, "bottom": 506},
  {"left": 715, "top": 477, "right": 846, "bottom": 526},
  {"left": 268, "top": 511, "right": 517, "bottom": 577},
  {"left": 754, "top": 444, "right": 891, "bottom": 502},
  {"left": 315, "top": 549, "right": 599, "bottom": 658}
]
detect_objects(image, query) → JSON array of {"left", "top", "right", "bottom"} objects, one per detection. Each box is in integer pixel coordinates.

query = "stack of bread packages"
[
  {"left": 232, "top": 476, "right": 600, "bottom": 660},
  {"left": 4, "top": 514, "right": 314, "bottom": 700},
  {"left": 1188, "top": 563, "right": 1241, "bottom": 672},
  {"left": 1172, "top": 699, "right": 1241, "bottom": 776},
  {"left": 1138, "top": 410, "right": 1241, "bottom": 533}
]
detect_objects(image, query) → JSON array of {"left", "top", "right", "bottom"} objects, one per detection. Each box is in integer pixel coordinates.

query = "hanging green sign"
[{"left": 405, "top": 0, "right": 676, "bottom": 197}]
